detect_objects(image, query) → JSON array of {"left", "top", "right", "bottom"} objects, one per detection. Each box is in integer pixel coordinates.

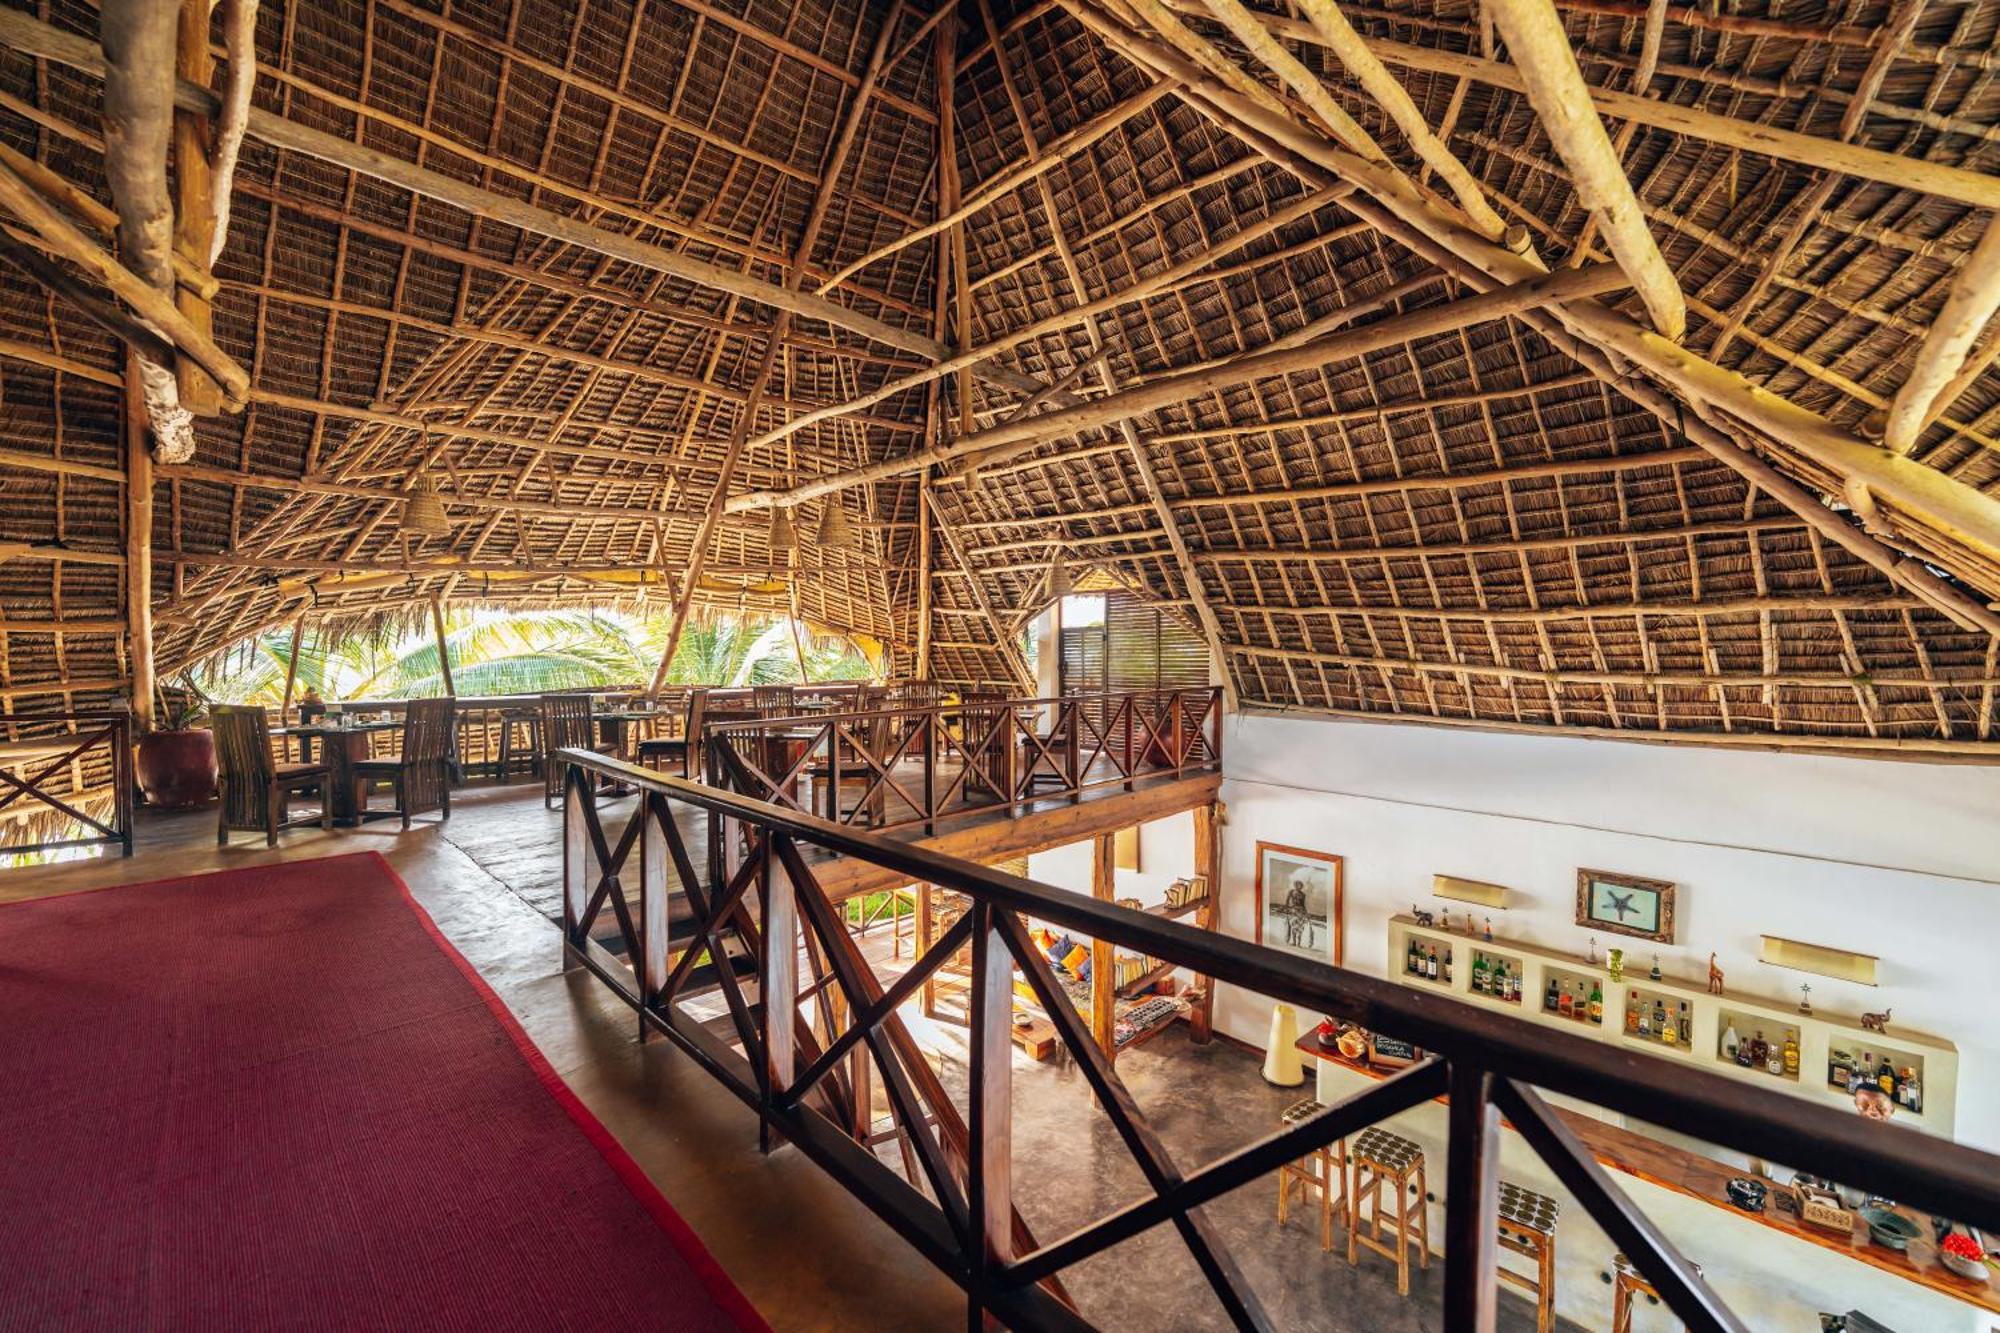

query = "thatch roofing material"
[{"left": 0, "top": 0, "right": 1995, "bottom": 756}]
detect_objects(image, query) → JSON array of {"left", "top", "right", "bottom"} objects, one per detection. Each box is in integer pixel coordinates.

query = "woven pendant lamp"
[
  {"left": 816, "top": 500, "right": 857, "bottom": 550},
  {"left": 1046, "top": 547, "right": 1071, "bottom": 600},
  {"left": 768, "top": 506, "right": 797, "bottom": 561},
  {"left": 402, "top": 474, "right": 452, "bottom": 535}
]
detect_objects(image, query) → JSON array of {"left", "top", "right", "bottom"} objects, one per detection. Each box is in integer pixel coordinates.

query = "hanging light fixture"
[
  {"left": 402, "top": 474, "right": 452, "bottom": 535},
  {"left": 768, "top": 506, "right": 797, "bottom": 562},
  {"left": 1046, "top": 546, "right": 1071, "bottom": 599},
  {"left": 816, "top": 499, "right": 858, "bottom": 551}
]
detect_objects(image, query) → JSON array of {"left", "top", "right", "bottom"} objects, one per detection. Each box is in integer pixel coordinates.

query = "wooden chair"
[
  {"left": 353, "top": 697, "right": 457, "bottom": 829},
  {"left": 636, "top": 689, "right": 694, "bottom": 777},
  {"left": 1497, "top": 1181, "right": 1561, "bottom": 1333},
  {"left": 1612, "top": 1250, "right": 1699, "bottom": 1333},
  {"left": 752, "top": 683, "right": 796, "bottom": 717},
  {"left": 539, "top": 692, "right": 596, "bottom": 807},
  {"left": 212, "top": 705, "right": 333, "bottom": 846}
]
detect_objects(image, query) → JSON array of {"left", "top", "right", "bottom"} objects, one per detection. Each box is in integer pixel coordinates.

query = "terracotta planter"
[{"left": 135, "top": 728, "right": 218, "bottom": 811}]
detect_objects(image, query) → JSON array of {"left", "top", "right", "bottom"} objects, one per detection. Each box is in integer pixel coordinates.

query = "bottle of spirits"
[
  {"left": 1426, "top": 946, "right": 1440, "bottom": 980},
  {"left": 1877, "top": 1056, "right": 1896, "bottom": 1096},
  {"left": 1588, "top": 981, "right": 1604, "bottom": 1025},
  {"left": 1545, "top": 976, "right": 1560, "bottom": 1013},
  {"left": 1558, "top": 984, "right": 1574, "bottom": 1018},
  {"left": 1653, "top": 999, "right": 1670, "bottom": 1042},
  {"left": 1782, "top": 1032, "right": 1799, "bottom": 1077},
  {"left": 1472, "top": 953, "right": 1489, "bottom": 995},
  {"left": 1674, "top": 1001, "right": 1689, "bottom": 1046},
  {"left": 1625, "top": 993, "right": 1640, "bottom": 1034},
  {"left": 1766, "top": 1042, "right": 1784, "bottom": 1077},
  {"left": 1722, "top": 1021, "right": 1741, "bottom": 1061},
  {"left": 1750, "top": 1031, "right": 1769, "bottom": 1067},
  {"left": 1636, "top": 996, "right": 1651, "bottom": 1036},
  {"left": 1408, "top": 937, "right": 1421, "bottom": 975},
  {"left": 1903, "top": 1069, "right": 1923, "bottom": 1113},
  {"left": 1442, "top": 947, "right": 1453, "bottom": 984}
]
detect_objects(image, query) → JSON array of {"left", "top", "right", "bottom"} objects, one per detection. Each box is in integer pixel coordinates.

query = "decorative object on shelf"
[
  {"left": 1725, "top": 1177, "right": 1767, "bottom": 1212},
  {"left": 1165, "top": 876, "right": 1207, "bottom": 909},
  {"left": 1587, "top": 936, "right": 1599, "bottom": 964},
  {"left": 1481, "top": 916, "right": 1493, "bottom": 942},
  {"left": 1860, "top": 1007, "right": 1893, "bottom": 1033},
  {"left": 1759, "top": 935, "right": 1880, "bottom": 986},
  {"left": 1860, "top": 1206, "right": 1922, "bottom": 1251},
  {"left": 1368, "top": 1032, "right": 1421, "bottom": 1069},
  {"left": 1262, "top": 1003, "right": 1305, "bottom": 1087},
  {"left": 1790, "top": 1176, "right": 1857, "bottom": 1234},
  {"left": 1408, "top": 904, "right": 1435, "bottom": 928},
  {"left": 1606, "top": 947, "right": 1623, "bottom": 982},
  {"left": 1430, "top": 873, "right": 1508, "bottom": 909},
  {"left": 1799, "top": 983, "right": 1813, "bottom": 1015},
  {"left": 1649, "top": 954, "right": 1662, "bottom": 982},
  {"left": 1707, "top": 952, "right": 1725, "bottom": 994},
  {"left": 1255, "top": 842, "right": 1343, "bottom": 964},
  {"left": 1938, "top": 1230, "right": 1991, "bottom": 1282},
  {"left": 1575, "top": 868, "right": 1676, "bottom": 943}
]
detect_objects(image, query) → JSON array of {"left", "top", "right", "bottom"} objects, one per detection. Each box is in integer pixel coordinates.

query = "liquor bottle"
[
  {"left": 1782, "top": 1032, "right": 1799, "bottom": 1077},
  {"left": 1509, "top": 969, "right": 1523, "bottom": 1004},
  {"left": 1407, "top": 937, "right": 1421, "bottom": 975},
  {"left": 1588, "top": 981, "right": 1604, "bottom": 1025},
  {"left": 1625, "top": 993, "right": 1640, "bottom": 1034},
  {"left": 1558, "top": 984, "right": 1574, "bottom": 1018},
  {"left": 1751, "top": 1031, "right": 1769, "bottom": 1067},
  {"left": 1426, "top": 946, "right": 1439, "bottom": 980},
  {"left": 1676, "top": 1002, "right": 1690, "bottom": 1047},
  {"left": 1736, "top": 1031, "right": 1755, "bottom": 1068},
  {"left": 1903, "top": 1069, "right": 1923, "bottom": 1113},
  {"left": 1766, "top": 1041, "right": 1784, "bottom": 1076},
  {"left": 1635, "top": 997, "right": 1650, "bottom": 1036},
  {"left": 1472, "top": 954, "right": 1489, "bottom": 995},
  {"left": 1653, "top": 1000, "right": 1669, "bottom": 1042},
  {"left": 1722, "top": 1021, "right": 1741, "bottom": 1061},
  {"left": 1545, "top": 977, "right": 1560, "bottom": 1013},
  {"left": 1443, "top": 948, "right": 1453, "bottom": 984},
  {"left": 1877, "top": 1056, "right": 1895, "bottom": 1096}
]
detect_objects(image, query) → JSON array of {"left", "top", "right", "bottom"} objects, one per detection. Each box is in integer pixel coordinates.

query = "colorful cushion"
[
  {"left": 1046, "top": 934, "right": 1075, "bottom": 964},
  {"left": 1061, "top": 944, "right": 1091, "bottom": 975},
  {"left": 1031, "top": 928, "right": 1055, "bottom": 955}
]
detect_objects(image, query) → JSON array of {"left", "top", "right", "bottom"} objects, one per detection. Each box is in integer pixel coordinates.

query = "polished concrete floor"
[{"left": 5, "top": 784, "right": 1573, "bottom": 1331}]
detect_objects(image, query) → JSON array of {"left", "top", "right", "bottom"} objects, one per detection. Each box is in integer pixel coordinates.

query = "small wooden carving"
[
  {"left": 1409, "top": 904, "right": 1435, "bottom": 928},
  {"left": 1706, "top": 952, "right": 1725, "bottom": 994},
  {"left": 1860, "top": 1008, "right": 1892, "bottom": 1033}
]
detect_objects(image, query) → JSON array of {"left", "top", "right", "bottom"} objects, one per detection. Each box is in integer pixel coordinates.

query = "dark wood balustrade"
[
  {"left": 0, "top": 711, "right": 133, "bottom": 858},
  {"left": 553, "top": 746, "right": 2000, "bottom": 1333},
  {"left": 698, "top": 687, "right": 1224, "bottom": 833}
]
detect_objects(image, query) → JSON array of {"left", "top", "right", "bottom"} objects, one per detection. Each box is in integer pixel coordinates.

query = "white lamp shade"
[{"left": 1262, "top": 1003, "right": 1305, "bottom": 1087}]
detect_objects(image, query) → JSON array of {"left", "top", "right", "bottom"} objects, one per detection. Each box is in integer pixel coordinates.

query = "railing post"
[
  {"left": 966, "top": 901, "right": 1014, "bottom": 1330},
  {"left": 560, "top": 763, "right": 588, "bottom": 971},
  {"left": 922, "top": 712, "right": 938, "bottom": 835},
  {"left": 761, "top": 833, "right": 797, "bottom": 1154},
  {"left": 638, "top": 791, "right": 669, "bottom": 1038},
  {"left": 1443, "top": 1061, "right": 1500, "bottom": 1333}
]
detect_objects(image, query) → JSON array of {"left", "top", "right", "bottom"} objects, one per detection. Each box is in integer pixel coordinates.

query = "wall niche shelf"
[{"left": 1387, "top": 916, "right": 1959, "bottom": 1139}]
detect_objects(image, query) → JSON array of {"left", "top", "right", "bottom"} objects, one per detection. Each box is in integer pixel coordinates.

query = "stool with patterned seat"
[
  {"left": 1275, "top": 1098, "right": 1348, "bottom": 1251},
  {"left": 1497, "top": 1182, "right": 1561, "bottom": 1333},
  {"left": 1346, "top": 1126, "right": 1429, "bottom": 1295},
  {"left": 1612, "top": 1250, "right": 1701, "bottom": 1332}
]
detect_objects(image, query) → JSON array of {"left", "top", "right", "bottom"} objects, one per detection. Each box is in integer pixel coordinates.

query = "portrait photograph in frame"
[
  {"left": 1575, "top": 868, "right": 1676, "bottom": 943},
  {"left": 1254, "top": 842, "right": 1344, "bottom": 964}
]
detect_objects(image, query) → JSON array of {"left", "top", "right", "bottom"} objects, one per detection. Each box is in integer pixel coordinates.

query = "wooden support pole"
[
  {"left": 123, "top": 353, "right": 156, "bottom": 732},
  {"left": 1481, "top": 0, "right": 1685, "bottom": 339},
  {"left": 916, "top": 469, "right": 934, "bottom": 680},
  {"left": 279, "top": 613, "right": 306, "bottom": 721},
  {"left": 966, "top": 902, "right": 1016, "bottom": 1321},
  {"left": 172, "top": 0, "right": 221, "bottom": 414},
  {"left": 429, "top": 595, "right": 454, "bottom": 696},
  {"left": 1090, "top": 830, "right": 1117, "bottom": 1061},
  {"left": 1189, "top": 802, "right": 1219, "bottom": 1044},
  {"left": 1883, "top": 216, "right": 2000, "bottom": 455}
]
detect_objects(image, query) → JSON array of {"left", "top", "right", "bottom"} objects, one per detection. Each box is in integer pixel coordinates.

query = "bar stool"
[
  {"left": 495, "top": 709, "right": 542, "bottom": 782},
  {"left": 1612, "top": 1251, "right": 1701, "bottom": 1332},
  {"left": 1496, "top": 1182, "right": 1560, "bottom": 1333},
  {"left": 1275, "top": 1098, "right": 1348, "bottom": 1251},
  {"left": 1347, "top": 1126, "right": 1429, "bottom": 1295}
]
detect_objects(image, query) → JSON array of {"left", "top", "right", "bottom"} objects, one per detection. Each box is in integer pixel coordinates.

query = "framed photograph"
[
  {"left": 1575, "top": 868, "right": 1676, "bottom": 943},
  {"left": 1254, "top": 842, "right": 1343, "bottom": 964}
]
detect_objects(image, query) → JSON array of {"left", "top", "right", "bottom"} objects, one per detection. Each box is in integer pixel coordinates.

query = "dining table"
[{"left": 274, "top": 718, "right": 402, "bottom": 825}]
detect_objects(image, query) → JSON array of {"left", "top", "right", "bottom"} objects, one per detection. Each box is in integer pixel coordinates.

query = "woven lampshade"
[
  {"left": 816, "top": 500, "right": 858, "bottom": 550},
  {"left": 402, "top": 475, "right": 452, "bottom": 535},
  {"left": 768, "top": 506, "right": 797, "bottom": 560},
  {"left": 1046, "top": 548, "right": 1071, "bottom": 599}
]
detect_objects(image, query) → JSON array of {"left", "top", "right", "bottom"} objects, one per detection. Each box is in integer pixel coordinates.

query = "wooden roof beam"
[
  {"left": 1882, "top": 217, "right": 2000, "bottom": 456},
  {"left": 725, "top": 262, "right": 1630, "bottom": 511}
]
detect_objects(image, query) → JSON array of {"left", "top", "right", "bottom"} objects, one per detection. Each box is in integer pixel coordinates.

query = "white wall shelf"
[{"left": 1388, "top": 916, "right": 1959, "bottom": 1138}]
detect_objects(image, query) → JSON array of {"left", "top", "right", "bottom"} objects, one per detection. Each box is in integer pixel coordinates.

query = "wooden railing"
[
  {"left": 0, "top": 711, "right": 133, "bottom": 858},
  {"left": 553, "top": 747, "right": 2000, "bottom": 1333},
  {"left": 698, "top": 688, "right": 1224, "bottom": 833}
]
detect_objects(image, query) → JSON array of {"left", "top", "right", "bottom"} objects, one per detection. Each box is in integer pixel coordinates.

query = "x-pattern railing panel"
[
  {"left": 555, "top": 749, "right": 1999, "bottom": 1333},
  {"left": 0, "top": 712, "right": 133, "bottom": 857}
]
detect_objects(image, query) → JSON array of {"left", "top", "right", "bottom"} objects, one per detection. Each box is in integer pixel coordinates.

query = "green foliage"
[{"left": 193, "top": 607, "right": 873, "bottom": 704}]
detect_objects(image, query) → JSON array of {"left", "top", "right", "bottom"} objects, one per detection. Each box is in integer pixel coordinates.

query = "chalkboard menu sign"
[{"left": 1369, "top": 1034, "right": 1422, "bottom": 1069}]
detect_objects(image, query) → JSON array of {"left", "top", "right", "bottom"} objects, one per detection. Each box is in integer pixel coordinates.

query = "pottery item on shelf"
[
  {"left": 1726, "top": 1177, "right": 1768, "bottom": 1212},
  {"left": 1860, "top": 1207, "right": 1921, "bottom": 1251}
]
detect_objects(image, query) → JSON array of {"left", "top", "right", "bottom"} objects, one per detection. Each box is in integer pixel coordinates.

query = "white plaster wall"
[
  {"left": 1213, "top": 711, "right": 2000, "bottom": 1150},
  {"left": 1025, "top": 809, "right": 1197, "bottom": 908}
]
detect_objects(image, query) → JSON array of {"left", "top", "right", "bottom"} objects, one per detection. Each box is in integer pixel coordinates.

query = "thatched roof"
[{"left": 2, "top": 0, "right": 1999, "bottom": 756}]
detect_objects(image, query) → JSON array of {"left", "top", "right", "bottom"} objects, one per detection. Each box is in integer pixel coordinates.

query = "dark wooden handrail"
[{"left": 553, "top": 746, "right": 2000, "bottom": 1333}]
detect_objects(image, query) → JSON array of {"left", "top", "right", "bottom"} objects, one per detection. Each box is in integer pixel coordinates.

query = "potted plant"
[{"left": 134, "top": 695, "right": 217, "bottom": 811}]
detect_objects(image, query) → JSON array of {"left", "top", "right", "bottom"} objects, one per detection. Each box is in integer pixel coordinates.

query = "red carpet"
[{"left": 0, "top": 852, "right": 767, "bottom": 1333}]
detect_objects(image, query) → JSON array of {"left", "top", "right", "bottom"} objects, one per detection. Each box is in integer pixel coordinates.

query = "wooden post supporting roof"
[
  {"left": 123, "top": 354, "right": 156, "bottom": 732},
  {"left": 171, "top": 0, "right": 221, "bottom": 415}
]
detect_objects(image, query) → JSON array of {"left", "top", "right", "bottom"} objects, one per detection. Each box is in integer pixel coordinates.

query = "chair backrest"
[
  {"left": 539, "top": 693, "right": 595, "bottom": 753},
  {"left": 752, "top": 684, "right": 796, "bottom": 717},
  {"left": 400, "top": 697, "right": 457, "bottom": 764},
  {"left": 212, "top": 706, "right": 276, "bottom": 786}
]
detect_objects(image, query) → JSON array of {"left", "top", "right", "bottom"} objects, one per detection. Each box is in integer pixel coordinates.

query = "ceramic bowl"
[
  {"left": 1939, "top": 1250, "right": 1990, "bottom": 1282},
  {"left": 1860, "top": 1206, "right": 1922, "bottom": 1251}
]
